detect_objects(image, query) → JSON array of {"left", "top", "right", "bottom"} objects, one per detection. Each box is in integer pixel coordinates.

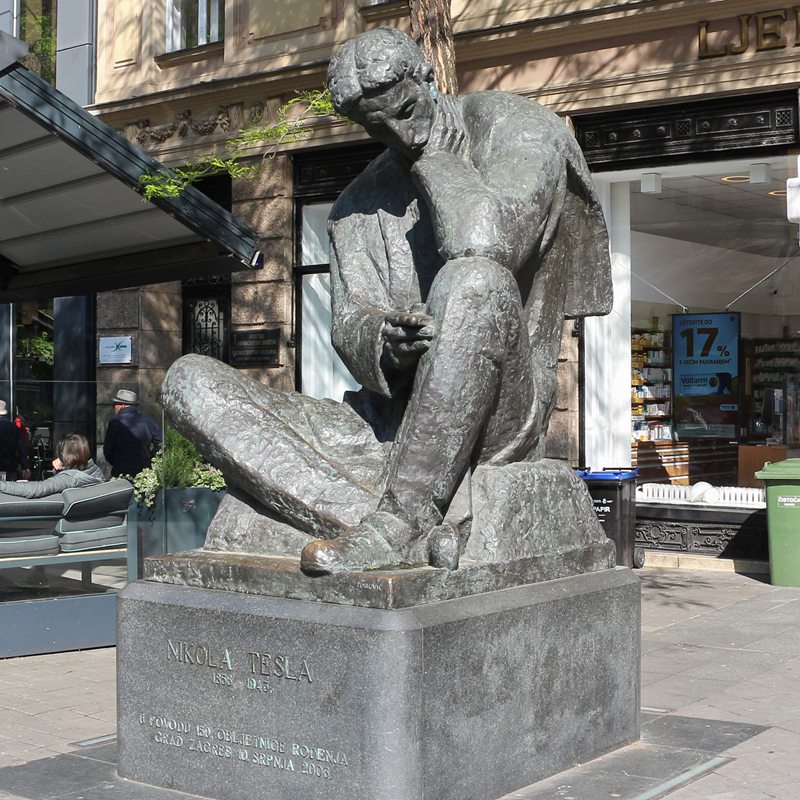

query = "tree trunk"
[{"left": 408, "top": 0, "right": 458, "bottom": 95}]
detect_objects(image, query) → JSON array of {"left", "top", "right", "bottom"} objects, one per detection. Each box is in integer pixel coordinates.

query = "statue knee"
[{"left": 428, "top": 256, "right": 522, "bottom": 326}]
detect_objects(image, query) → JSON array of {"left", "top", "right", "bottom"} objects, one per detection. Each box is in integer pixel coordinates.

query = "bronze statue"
[{"left": 161, "top": 28, "right": 612, "bottom": 576}]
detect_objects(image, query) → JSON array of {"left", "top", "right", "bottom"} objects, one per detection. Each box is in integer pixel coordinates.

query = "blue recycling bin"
[{"left": 577, "top": 468, "right": 643, "bottom": 568}]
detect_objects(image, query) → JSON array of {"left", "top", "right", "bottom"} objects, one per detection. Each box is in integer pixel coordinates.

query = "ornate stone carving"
[{"left": 118, "top": 101, "right": 269, "bottom": 146}]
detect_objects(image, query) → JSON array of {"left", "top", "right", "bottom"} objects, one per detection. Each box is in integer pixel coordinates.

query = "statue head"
[{"left": 327, "top": 28, "right": 438, "bottom": 159}]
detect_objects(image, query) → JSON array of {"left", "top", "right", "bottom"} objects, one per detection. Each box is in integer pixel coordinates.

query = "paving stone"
[
  {"left": 0, "top": 753, "right": 115, "bottom": 798},
  {"left": 640, "top": 714, "right": 767, "bottom": 753},
  {"left": 642, "top": 674, "right": 725, "bottom": 711}
]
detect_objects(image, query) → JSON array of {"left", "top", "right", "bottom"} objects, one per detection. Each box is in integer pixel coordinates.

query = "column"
[
  {"left": 0, "top": 304, "right": 13, "bottom": 412},
  {"left": 53, "top": 296, "right": 96, "bottom": 451},
  {"left": 56, "top": 0, "right": 96, "bottom": 105},
  {"left": 0, "top": 0, "right": 13, "bottom": 35},
  {"left": 583, "top": 180, "right": 632, "bottom": 469}
]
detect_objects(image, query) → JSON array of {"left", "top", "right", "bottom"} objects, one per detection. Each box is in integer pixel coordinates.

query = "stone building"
[
  {"left": 1, "top": 0, "right": 800, "bottom": 657},
  {"left": 2, "top": 0, "right": 800, "bottom": 510}
]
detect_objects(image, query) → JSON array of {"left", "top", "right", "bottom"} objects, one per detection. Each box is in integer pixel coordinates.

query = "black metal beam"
[
  {"left": 0, "top": 253, "right": 19, "bottom": 290},
  {"left": 0, "top": 58, "right": 262, "bottom": 269},
  {"left": 0, "top": 242, "right": 246, "bottom": 302}
]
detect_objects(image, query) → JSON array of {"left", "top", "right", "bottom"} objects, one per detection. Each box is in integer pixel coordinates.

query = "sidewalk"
[{"left": 0, "top": 566, "right": 798, "bottom": 799}]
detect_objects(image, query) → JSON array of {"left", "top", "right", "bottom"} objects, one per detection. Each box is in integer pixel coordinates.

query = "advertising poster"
[{"left": 673, "top": 313, "right": 740, "bottom": 439}]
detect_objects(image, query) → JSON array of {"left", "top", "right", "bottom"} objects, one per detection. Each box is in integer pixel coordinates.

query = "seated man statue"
[{"left": 161, "top": 27, "right": 612, "bottom": 576}]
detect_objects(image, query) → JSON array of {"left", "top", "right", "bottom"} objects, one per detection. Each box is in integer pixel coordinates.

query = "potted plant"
[{"left": 127, "top": 427, "right": 226, "bottom": 579}]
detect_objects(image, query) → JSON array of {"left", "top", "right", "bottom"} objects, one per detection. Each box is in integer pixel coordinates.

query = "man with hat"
[
  {"left": 0, "top": 400, "right": 30, "bottom": 481},
  {"left": 103, "top": 389, "right": 162, "bottom": 477}
]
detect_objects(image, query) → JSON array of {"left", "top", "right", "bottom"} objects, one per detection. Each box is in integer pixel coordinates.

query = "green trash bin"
[{"left": 756, "top": 459, "right": 800, "bottom": 586}]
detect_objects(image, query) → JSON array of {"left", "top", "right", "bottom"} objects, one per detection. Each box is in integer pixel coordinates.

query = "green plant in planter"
[{"left": 129, "top": 427, "right": 226, "bottom": 507}]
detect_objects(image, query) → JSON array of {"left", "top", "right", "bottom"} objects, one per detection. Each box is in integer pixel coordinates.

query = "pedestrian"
[
  {"left": 103, "top": 389, "right": 162, "bottom": 478},
  {"left": 0, "top": 400, "right": 30, "bottom": 481},
  {"left": 0, "top": 433, "right": 103, "bottom": 497}
]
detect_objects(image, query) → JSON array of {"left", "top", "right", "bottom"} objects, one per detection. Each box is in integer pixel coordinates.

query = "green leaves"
[
  {"left": 128, "top": 427, "right": 226, "bottom": 506},
  {"left": 138, "top": 89, "right": 339, "bottom": 200}
]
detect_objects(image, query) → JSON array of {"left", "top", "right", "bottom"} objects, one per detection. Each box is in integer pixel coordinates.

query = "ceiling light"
[
  {"left": 750, "top": 163, "right": 772, "bottom": 183},
  {"left": 769, "top": 189, "right": 787, "bottom": 197},
  {"left": 640, "top": 173, "right": 662, "bottom": 193},
  {"left": 721, "top": 175, "right": 749, "bottom": 183}
]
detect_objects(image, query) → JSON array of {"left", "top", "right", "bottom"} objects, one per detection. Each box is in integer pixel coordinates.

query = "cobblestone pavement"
[{"left": 0, "top": 647, "right": 116, "bottom": 768}]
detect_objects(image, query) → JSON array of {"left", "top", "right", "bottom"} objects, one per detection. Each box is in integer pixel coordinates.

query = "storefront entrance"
[{"left": 589, "top": 153, "right": 799, "bottom": 487}]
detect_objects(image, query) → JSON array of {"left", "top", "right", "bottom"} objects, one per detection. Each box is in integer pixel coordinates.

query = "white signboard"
[{"left": 99, "top": 336, "right": 133, "bottom": 365}]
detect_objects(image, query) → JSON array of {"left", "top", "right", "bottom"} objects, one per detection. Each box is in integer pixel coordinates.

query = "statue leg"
[
  {"left": 160, "top": 354, "right": 389, "bottom": 539},
  {"left": 301, "top": 256, "right": 533, "bottom": 573}
]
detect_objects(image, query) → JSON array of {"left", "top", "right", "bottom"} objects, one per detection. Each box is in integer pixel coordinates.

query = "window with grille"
[
  {"left": 182, "top": 278, "right": 231, "bottom": 363},
  {"left": 167, "top": 0, "right": 224, "bottom": 52}
]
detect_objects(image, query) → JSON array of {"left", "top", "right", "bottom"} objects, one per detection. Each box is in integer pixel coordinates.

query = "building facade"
[
  {"left": 1, "top": 0, "right": 799, "bottom": 643},
  {"left": 88, "top": 0, "right": 800, "bottom": 546}
]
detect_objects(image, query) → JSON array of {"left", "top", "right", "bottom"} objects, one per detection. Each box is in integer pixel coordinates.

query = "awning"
[{"left": 0, "top": 32, "right": 262, "bottom": 302}]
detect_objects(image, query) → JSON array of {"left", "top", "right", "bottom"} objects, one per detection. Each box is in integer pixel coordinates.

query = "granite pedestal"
[{"left": 117, "top": 567, "right": 640, "bottom": 800}]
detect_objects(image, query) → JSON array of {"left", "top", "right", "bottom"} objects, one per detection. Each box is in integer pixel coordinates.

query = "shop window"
[
  {"left": 297, "top": 201, "right": 359, "bottom": 400},
  {"left": 19, "top": 0, "right": 57, "bottom": 85},
  {"left": 292, "top": 146, "right": 383, "bottom": 398},
  {"left": 0, "top": 296, "right": 120, "bottom": 649},
  {"left": 166, "top": 0, "right": 224, "bottom": 52},
  {"left": 593, "top": 154, "right": 799, "bottom": 491},
  {"left": 12, "top": 297, "right": 96, "bottom": 479}
]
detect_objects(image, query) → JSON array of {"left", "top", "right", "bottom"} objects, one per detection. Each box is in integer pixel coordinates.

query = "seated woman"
[{"left": 0, "top": 433, "right": 105, "bottom": 498}]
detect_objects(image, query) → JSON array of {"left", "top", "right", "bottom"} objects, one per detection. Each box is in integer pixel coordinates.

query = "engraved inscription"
[
  {"left": 137, "top": 714, "right": 350, "bottom": 782},
  {"left": 167, "top": 640, "right": 233, "bottom": 670},
  {"left": 248, "top": 651, "right": 313, "bottom": 683},
  {"left": 165, "top": 640, "right": 314, "bottom": 690}
]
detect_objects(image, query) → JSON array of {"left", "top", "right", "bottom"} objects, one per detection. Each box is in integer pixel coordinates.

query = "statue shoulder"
[
  {"left": 460, "top": 90, "right": 566, "bottom": 127},
  {"left": 462, "top": 90, "right": 597, "bottom": 201}
]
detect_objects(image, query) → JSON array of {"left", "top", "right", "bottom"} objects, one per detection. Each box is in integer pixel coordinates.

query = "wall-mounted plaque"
[
  {"left": 230, "top": 328, "right": 280, "bottom": 366},
  {"left": 98, "top": 336, "right": 133, "bottom": 365}
]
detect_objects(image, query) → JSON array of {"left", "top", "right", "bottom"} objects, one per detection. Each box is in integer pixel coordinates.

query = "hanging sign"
[{"left": 673, "top": 313, "right": 740, "bottom": 439}]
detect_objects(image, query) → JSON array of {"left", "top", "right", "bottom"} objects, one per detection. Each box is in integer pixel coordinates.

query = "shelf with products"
[
  {"left": 631, "top": 328, "right": 673, "bottom": 442},
  {"left": 747, "top": 339, "right": 800, "bottom": 444},
  {"left": 752, "top": 338, "right": 800, "bottom": 394},
  {"left": 753, "top": 338, "right": 800, "bottom": 355}
]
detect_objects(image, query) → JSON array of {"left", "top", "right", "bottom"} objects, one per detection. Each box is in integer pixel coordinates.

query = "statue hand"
[
  {"left": 424, "top": 95, "right": 466, "bottom": 157},
  {"left": 382, "top": 307, "right": 436, "bottom": 371}
]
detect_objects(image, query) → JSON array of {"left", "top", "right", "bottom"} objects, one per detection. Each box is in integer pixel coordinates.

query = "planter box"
[{"left": 127, "top": 488, "right": 225, "bottom": 581}]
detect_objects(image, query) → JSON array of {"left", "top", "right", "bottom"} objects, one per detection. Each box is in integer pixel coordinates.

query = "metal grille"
[
  {"left": 184, "top": 273, "right": 231, "bottom": 287},
  {"left": 574, "top": 91, "right": 799, "bottom": 167},
  {"left": 583, "top": 130, "right": 599, "bottom": 148},
  {"left": 187, "top": 298, "right": 225, "bottom": 360}
]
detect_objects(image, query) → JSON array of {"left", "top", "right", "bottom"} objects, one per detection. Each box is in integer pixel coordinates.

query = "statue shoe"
[
  {"left": 300, "top": 511, "right": 412, "bottom": 575},
  {"left": 427, "top": 522, "right": 461, "bottom": 571}
]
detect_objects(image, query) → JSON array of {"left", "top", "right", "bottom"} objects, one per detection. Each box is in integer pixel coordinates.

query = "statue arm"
[
  {"left": 329, "top": 239, "right": 394, "bottom": 397},
  {"left": 411, "top": 147, "right": 563, "bottom": 274}
]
